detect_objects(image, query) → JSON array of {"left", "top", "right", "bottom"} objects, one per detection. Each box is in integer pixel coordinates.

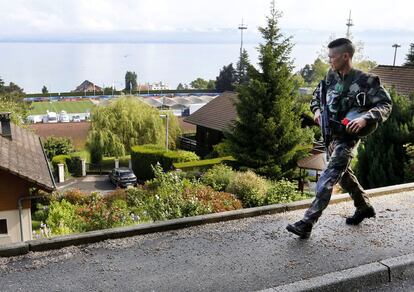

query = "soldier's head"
[{"left": 327, "top": 38, "right": 355, "bottom": 72}]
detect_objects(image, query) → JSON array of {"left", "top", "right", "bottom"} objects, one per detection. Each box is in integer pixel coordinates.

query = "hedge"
[
  {"left": 101, "top": 155, "right": 131, "bottom": 170},
  {"left": 52, "top": 153, "right": 87, "bottom": 178},
  {"left": 131, "top": 144, "right": 199, "bottom": 181},
  {"left": 173, "top": 156, "right": 236, "bottom": 172},
  {"left": 51, "top": 155, "right": 71, "bottom": 178}
]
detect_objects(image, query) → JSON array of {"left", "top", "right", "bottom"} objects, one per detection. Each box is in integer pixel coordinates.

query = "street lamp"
[
  {"left": 392, "top": 43, "right": 401, "bottom": 66},
  {"left": 159, "top": 114, "right": 169, "bottom": 150}
]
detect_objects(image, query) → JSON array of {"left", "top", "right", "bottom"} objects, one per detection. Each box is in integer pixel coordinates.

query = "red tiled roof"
[
  {"left": 184, "top": 91, "right": 238, "bottom": 132},
  {"left": 370, "top": 65, "right": 414, "bottom": 96},
  {"left": 0, "top": 123, "right": 55, "bottom": 191}
]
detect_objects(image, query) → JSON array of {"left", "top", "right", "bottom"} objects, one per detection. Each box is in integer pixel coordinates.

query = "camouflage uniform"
[{"left": 303, "top": 68, "right": 392, "bottom": 224}]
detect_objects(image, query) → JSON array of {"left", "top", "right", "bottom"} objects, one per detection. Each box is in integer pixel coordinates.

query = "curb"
[
  {"left": 1, "top": 182, "right": 414, "bottom": 257},
  {"left": 0, "top": 242, "right": 29, "bottom": 257},
  {"left": 260, "top": 253, "right": 414, "bottom": 292}
]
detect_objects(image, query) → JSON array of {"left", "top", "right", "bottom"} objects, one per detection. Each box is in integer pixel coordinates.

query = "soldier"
[{"left": 286, "top": 38, "right": 392, "bottom": 239}]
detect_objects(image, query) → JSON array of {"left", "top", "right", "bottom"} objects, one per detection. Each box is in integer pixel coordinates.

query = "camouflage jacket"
[{"left": 310, "top": 68, "right": 392, "bottom": 124}]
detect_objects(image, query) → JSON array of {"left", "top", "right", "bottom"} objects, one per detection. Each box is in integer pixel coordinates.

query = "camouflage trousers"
[{"left": 303, "top": 138, "right": 371, "bottom": 224}]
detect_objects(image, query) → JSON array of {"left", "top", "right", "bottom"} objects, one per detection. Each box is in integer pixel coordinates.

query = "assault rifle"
[{"left": 319, "top": 80, "right": 331, "bottom": 149}]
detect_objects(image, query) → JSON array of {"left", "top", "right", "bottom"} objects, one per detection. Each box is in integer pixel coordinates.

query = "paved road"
[
  {"left": 57, "top": 175, "right": 116, "bottom": 194},
  {"left": 1, "top": 191, "right": 414, "bottom": 291}
]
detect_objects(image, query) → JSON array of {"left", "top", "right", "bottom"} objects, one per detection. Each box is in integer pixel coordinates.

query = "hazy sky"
[{"left": 0, "top": 0, "right": 413, "bottom": 40}]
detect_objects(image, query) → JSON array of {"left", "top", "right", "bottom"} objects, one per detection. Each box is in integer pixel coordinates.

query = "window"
[{"left": 0, "top": 219, "right": 7, "bottom": 235}]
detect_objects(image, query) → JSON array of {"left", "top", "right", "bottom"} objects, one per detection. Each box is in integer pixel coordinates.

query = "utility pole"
[
  {"left": 238, "top": 18, "right": 247, "bottom": 59},
  {"left": 346, "top": 10, "right": 354, "bottom": 39},
  {"left": 392, "top": 44, "right": 401, "bottom": 66}
]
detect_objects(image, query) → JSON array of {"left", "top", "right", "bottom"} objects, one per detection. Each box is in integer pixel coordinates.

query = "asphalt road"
[
  {"left": 57, "top": 175, "right": 116, "bottom": 194},
  {"left": 1, "top": 191, "right": 414, "bottom": 291}
]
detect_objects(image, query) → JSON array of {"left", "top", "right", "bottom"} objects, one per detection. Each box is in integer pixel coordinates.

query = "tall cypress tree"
[
  {"left": 404, "top": 43, "right": 414, "bottom": 66},
  {"left": 356, "top": 90, "right": 414, "bottom": 188},
  {"left": 236, "top": 49, "right": 251, "bottom": 84},
  {"left": 227, "top": 2, "right": 313, "bottom": 179}
]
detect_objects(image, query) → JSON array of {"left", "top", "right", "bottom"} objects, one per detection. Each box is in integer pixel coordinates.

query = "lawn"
[{"left": 29, "top": 100, "right": 95, "bottom": 115}]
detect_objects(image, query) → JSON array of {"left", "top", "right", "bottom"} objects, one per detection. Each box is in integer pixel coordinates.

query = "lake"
[{"left": 0, "top": 41, "right": 407, "bottom": 93}]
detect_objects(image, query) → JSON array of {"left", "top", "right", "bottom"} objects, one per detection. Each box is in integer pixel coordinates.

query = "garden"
[{"left": 33, "top": 163, "right": 310, "bottom": 238}]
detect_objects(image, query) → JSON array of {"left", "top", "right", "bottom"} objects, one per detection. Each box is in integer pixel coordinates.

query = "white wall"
[{"left": 0, "top": 209, "right": 32, "bottom": 245}]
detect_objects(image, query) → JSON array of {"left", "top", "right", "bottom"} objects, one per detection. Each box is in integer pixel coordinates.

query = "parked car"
[
  {"left": 72, "top": 115, "right": 81, "bottom": 122},
  {"left": 109, "top": 167, "right": 137, "bottom": 188}
]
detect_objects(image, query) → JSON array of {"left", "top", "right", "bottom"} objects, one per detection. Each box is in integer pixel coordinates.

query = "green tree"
[
  {"left": 226, "top": 3, "right": 313, "bottom": 179},
  {"left": 87, "top": 97, "right": 181, "bottom": 163},
  {"left": 404, "top": 43, "right": 414, "bottom": 66},
  {"left": 236, "top": 49, "right": 251, "bottom": 84},
  {"left": 0, "top": 79, "right": 28, "bottom": 124},
  {"left": 356, "top": 89, "right": 414, "bottom": 188},
  {"left": 42, "top": 85, "right": 49, "bottom": 94},
  {"left": 190, "top": 78, "right": 209, "bottom": 89},
  {"left": 125, "top": 71, "right": 138, "bottom": 92},
  {"left": 177, "top": 83, "right": 185, "bottom": 90},
  {"left": 215, "top": 63, "right": 237, "bottom": 92},
  {"left": 299, "top": 58, "right": 329, "bottom": 86},
  {"left": 207, "top": 80, "right": 216, "bottom": 90},
  {"left": 354, "top": 59, "right": 377, "bottom": 72},
  {"left": 404, "top": 143, "right": 414, "bottom": 182},
  {"left": 42, "top": 136, "right": 75, "bottom": 160}
]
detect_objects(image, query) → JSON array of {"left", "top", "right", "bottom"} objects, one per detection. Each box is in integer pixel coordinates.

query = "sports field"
[{"left": 29, "top": 100, "right": 95, "bottom": 115}]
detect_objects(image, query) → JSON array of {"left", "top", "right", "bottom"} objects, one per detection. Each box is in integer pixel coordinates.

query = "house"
[
  {"left": 184, "top": 92, "right": 237, "bottom": 156},
  {"left": 370, "top": 65, "right": 414, "bottom": 96},
  {"left": 73, "top": 80, "right": 102, "bottom": 93},
  {"left": 149, "top": 81, "right": 170, "bottom": 91},
  {"left": 0, "top": 112, "right": 55, "bottom": 245}
]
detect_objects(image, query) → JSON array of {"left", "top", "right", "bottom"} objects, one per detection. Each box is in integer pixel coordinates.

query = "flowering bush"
[{"left": 183, "top": 185, "right": 242, "bottom": 213}]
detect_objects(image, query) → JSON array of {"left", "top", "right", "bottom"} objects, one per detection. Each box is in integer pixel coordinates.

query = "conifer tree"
[
  {"left": 356, "top": 90, "right": 414, "bottom": 188},
  {"left": 404, "top": 43, "right": 414, "bottom": 66},
  {"left": 215, "top": 63, "right": 236, "bottom": 92},
  {"left": 227, "top": 2, "right": 313, "bottom": 179},
  {"left": 236, "top": 49, "right": 250, "bottom": 84}
]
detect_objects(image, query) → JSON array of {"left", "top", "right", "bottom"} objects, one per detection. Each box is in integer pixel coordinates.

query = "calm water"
[{"left": 0, "top": 41, "right": 407, "bottom": 93}]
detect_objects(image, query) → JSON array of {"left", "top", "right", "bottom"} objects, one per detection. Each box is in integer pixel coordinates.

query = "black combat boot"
[
  {"left": 346, "top": 205, "right": 376, "bottom": 225},
  {"left": 286, "top": 220, "right": 312, "bottom": 239}
]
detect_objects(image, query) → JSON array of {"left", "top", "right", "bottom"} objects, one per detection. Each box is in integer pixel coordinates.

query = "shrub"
[
  {"left": 46, "top": 199, "right": 83, "bottom": 235},
  {"left": 67, "top": 155, "right": 83, "bottom": 176},
  {"left": 201, "top": 164, "right": 236, "bottom": 191},
  {"left": 51, "top": 154, "right": 71, "bottom": 178},
  {"left": 105, "top": 188, "right": 127, "bottom": 203},
  {"left": 42, "top": 136, "right": 74, "bottom": 160},
  {"left": 226, "top": 170, "right": 268, "bottom": 207},
  {"left": 183, "top": 185, "right": 242, "bottom": 213},
  {"left": 265, "top": 179, "right": 307, "bottom": 204},
  {"left": 61, "top": 189, "right": 89, "bottom": 204}
]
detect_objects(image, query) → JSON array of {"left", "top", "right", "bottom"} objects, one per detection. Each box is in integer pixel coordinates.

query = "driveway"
[{"left": 56, "top": 175, "right": 116, "bottom": 194}]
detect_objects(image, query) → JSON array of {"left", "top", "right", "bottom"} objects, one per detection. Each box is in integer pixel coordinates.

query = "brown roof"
[
  {"left": 297, "top": 153, "right": 326, "bottom": 171},
  {"left": 0, "top": 123, "right": 55, "bottom": 191},
  {"left": 184, "top": 91, "right": 237, "bottom": 132},
  {"left": 370, "top": 65, "right": 414, "bottom": 96},
  {"left": 73, "top": 80, "right": 102, "bottom": 92}
]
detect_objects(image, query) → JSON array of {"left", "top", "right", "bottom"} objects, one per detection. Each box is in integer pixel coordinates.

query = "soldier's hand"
[
  {"left": 314, "top": 109, "right": 321, "bottom": 126},
  {"left": 346, "top": 118, "right": 367, "bottom": 134}
]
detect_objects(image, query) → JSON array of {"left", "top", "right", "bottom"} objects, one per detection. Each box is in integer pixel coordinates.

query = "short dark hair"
[{"left": 328, "top": 38, "right": 355, "bottom": 57}]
